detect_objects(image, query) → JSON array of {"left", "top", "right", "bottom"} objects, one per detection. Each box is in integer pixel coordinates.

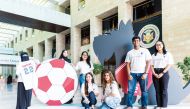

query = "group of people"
[
  {"left": 125, "top": 36, "right": 173, "bottom": 109},
  {"left": 59, "top": 50, "right": 121, "bottom": 109},
  {"left": 16, "top": 35, "right": 173, "bottom": 109}
]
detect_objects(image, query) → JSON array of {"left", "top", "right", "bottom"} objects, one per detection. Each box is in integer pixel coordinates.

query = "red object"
[
  {"left": 50, "top": 59, "right": 65, "bottom": 68},
  {"left": 63, "top": 77, "right": 74, "bottom": 93},
  {"left": 46, "top": 100, "right": 62, "bottom": 105},
  {"left": 115, "top": 62, "right": 153, "bottom": 96},
  {"left": 38, "top": 76, "right": 52, "bottom": 92}
]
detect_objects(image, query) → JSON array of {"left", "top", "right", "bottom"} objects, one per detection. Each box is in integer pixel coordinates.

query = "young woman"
[
  {"left": 151, "top": 41, "right": 174, "bottom": 109},
  {"left": 59, "top": 49, "right": 73, "bottom": 104},
  {"left": 76, "top": 51, "right": 94, "bottom": 86},
  {"left": 59, "top": 49, "right": 71, "bottom": 63},
  {"left": 81, "top": 72, "right": 99, "bottom": 109},
  {"left": 100, "top": 70, "right": 121, "bottom": 109}
]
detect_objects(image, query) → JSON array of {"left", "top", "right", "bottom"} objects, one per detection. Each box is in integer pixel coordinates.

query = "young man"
[{"left": 125, "top": 36, "right": 152, "bottom": 109}]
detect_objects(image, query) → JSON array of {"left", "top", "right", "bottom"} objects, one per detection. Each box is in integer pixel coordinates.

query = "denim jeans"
[
  {"left": 81, "top": 91, "right": 97, "bottom": 109},
  {"left": 99, "top": 102, "right": 112, "bottom": 109},
  {"left": 127, "top": 73, "right": 148, "bottom": 107},
  {"left": 79, "top": 74, "right": 85, "bottom": 87}
]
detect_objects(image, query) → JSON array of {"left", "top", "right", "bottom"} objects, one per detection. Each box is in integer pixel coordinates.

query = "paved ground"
[{"left": 0, "top": 81, "right": 190, "bottom": 109}]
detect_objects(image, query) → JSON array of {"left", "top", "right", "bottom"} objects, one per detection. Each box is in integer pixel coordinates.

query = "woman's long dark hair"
[
  {"left": 59, "top": 50, "right": 71, "bottom": 63},
  {"left": 154, "top": 40, "right": 167, "bottom": 56},
  {"left": 84, "top": 72, "right": 94, "bottom": 95},
  {"left": 80, "top": 51, "right": 91, "bottom": 68}
]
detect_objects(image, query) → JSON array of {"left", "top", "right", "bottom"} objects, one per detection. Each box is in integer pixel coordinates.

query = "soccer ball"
[{"left": 33, "top": 59, "right": 78, "bottom": 105}]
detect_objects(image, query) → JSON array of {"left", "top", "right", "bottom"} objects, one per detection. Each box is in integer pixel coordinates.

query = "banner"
[{"left": 133, "top": 14, "right": 162, "bottom": 53}]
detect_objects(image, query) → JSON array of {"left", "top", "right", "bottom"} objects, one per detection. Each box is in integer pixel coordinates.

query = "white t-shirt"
[
  {"left": 151, "top": 52, "right": 174, "bottom": 68},
  {"left": 75, "top": 61, "right": 94, "bottom": 75},
  {"left": 81, "top": 83, "right": 99, "bottom": 94},
  {"left": 125, "top": 47, "right": 152, "bottom": 73},
  {"left": 16, "top": 60, "right": 37, "bottom": 90},
  {"left": 104, "top": 81, "right": 121, "bottom": 101}
]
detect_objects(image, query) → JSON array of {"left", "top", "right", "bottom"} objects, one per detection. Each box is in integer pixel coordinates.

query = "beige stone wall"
[
  {"left": 162, "top": 0, "right": 190, "bottom": 63},
  {"left": 162, "top": 0, "right": 190, "bottom": 102},
  {"left": 70, "top": 0, "right": 136, "bottom": 63},
  {"left": 13, "top": 0, "right": 190, "bottom": 65},
  {"left": 11, "top": 0, "right": 190, "bottom": 103},
  {"left": 14, "top": 27, "right": 71, "bottom": 62}
]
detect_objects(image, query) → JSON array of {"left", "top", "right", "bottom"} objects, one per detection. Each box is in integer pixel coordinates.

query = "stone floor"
[{"left": 0, "top": 80, "right": 190, "bottom": 109}]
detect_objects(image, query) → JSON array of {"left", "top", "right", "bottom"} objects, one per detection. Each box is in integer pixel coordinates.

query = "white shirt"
[
  {"left": 125, "top": 47, "right": 152, "bottom": 73},
  {"left": 16, "top": 60, "right": 37, "bottom": 90},
  {"left": 75, "top": 61, "right": 94, "bottom": 75},
  {"left": 152, "top": 52, "right": 174, "bottom": 68},
  {"left": 104, "top": 81, "right": 121, "bottom": 101},
  {"left": 81, "top": 83, "right": 98, "bottom": 94}
]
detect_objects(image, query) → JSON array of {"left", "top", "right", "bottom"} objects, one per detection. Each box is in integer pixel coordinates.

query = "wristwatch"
[{"left": 144, "top": 72, "right": 148, "bottom": 74}]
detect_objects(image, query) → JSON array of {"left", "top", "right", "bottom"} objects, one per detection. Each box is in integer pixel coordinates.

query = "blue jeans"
[
  {"left": 79, "top": 74, "right": 85, "bottom": 87},
  {"left": 81, "top": 91, "right": 97, "bottom": 109},
  {"left": 127, "top": 73, "right": 148, "bottom": 107},
  {"left": 99, "top": 102, "right": 112, "bottom": 109}
]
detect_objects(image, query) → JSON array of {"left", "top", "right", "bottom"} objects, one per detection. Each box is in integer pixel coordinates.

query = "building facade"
[{"left": 4, "top": 0, "right": 190, "bottom": 103}]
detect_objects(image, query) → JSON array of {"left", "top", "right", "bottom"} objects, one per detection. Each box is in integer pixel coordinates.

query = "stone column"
[
  {"left": 71, "top": 26, "right": 81, "bottom": 64},
  {"left": 45, "top": 39, "right": 53, "bottom": 60},
  {"left": 118, "top": 1, "right": 133, "bottom": 24},
  {"left": 33, "top": 43, "right": 43, "bottom": 62},
  {"left": 90, "top": 17, "right": 102, "bottom": 64},
  {"left": 56, "top": 33, "right": 65, "bottom": 58}
]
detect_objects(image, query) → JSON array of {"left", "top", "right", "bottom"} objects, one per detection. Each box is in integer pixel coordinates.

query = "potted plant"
[
  {"left": 93, "top": 63, "right": 103, "bottom": 75},
  {"left": 93, "top": 63, "right": 103, "bottom": 86}
]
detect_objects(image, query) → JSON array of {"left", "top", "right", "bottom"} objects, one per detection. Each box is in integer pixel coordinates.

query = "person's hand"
[
  {"left": 101, "top": 96, "right": 105, "bottom": 102},
  {"left": 84, "top": 98, "right": 90, "bottom": 104},
  {"left": 128, "top": 74, "right": 133, "bottom": 80},
  {"left": 158, "top": 73, "right": 164, "bottom": 78},
  {"left": 141, "top": 73, "right": 148, "bottom": 80},
  {"left": 154, "top": 73, "right": 159, "bottom": 79}
]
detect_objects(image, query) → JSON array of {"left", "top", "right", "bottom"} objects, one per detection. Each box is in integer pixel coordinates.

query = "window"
[
  {"left": 32, "top": 29, "right": 34, "bottom": 34},
  {"left": 25, "top": 30, "right": 28, "bottom": 37},
  {"left": 102, "top": 14, "right": 118, "bottom": 34},
  {"left": 20, "top": 34, "right": 22, "bottom": 40},
  {"left": 65, "top": 5, "right": 70, "bottom": 14},
  {"left": 27, "top": 47, "right": 33, "bottom": 57},
  {"left": 15, "top": 37, "right": 17, "bottom": 43},
  {"left": 52, "top": 39, "right": 56, "bottom": 58},
  {"left": 42, "top": 43, "right": 45, "bottom": 57},
  {"left": 32, "top": 29, "right": 35, "bottom": 37},
  {"left": 65, "top": 33, "right": 71, "bottom": 50},
  {"left": 31, "top": 48, "right": 33, "bottom": 57},
  {"left": 133, "top": 0, "right": 161, "bottom": 21},
  {"left": 81, "top": 25, "right": 90, "bottom": 46},
  {"left": 11, "top": 41, "right": 14, "bottom": 48},
  {"left": 103, "top": 54, "right": 116, "bottom": 78}
]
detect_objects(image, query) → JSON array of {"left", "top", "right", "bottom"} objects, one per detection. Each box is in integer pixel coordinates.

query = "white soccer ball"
[{"left": 33, "top": 59, "right": 78, "bottom": 105}]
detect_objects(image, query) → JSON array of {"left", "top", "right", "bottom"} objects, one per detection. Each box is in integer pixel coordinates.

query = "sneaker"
[{"left": 90, "top": 105, "right": 95, "bottom": 109}]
